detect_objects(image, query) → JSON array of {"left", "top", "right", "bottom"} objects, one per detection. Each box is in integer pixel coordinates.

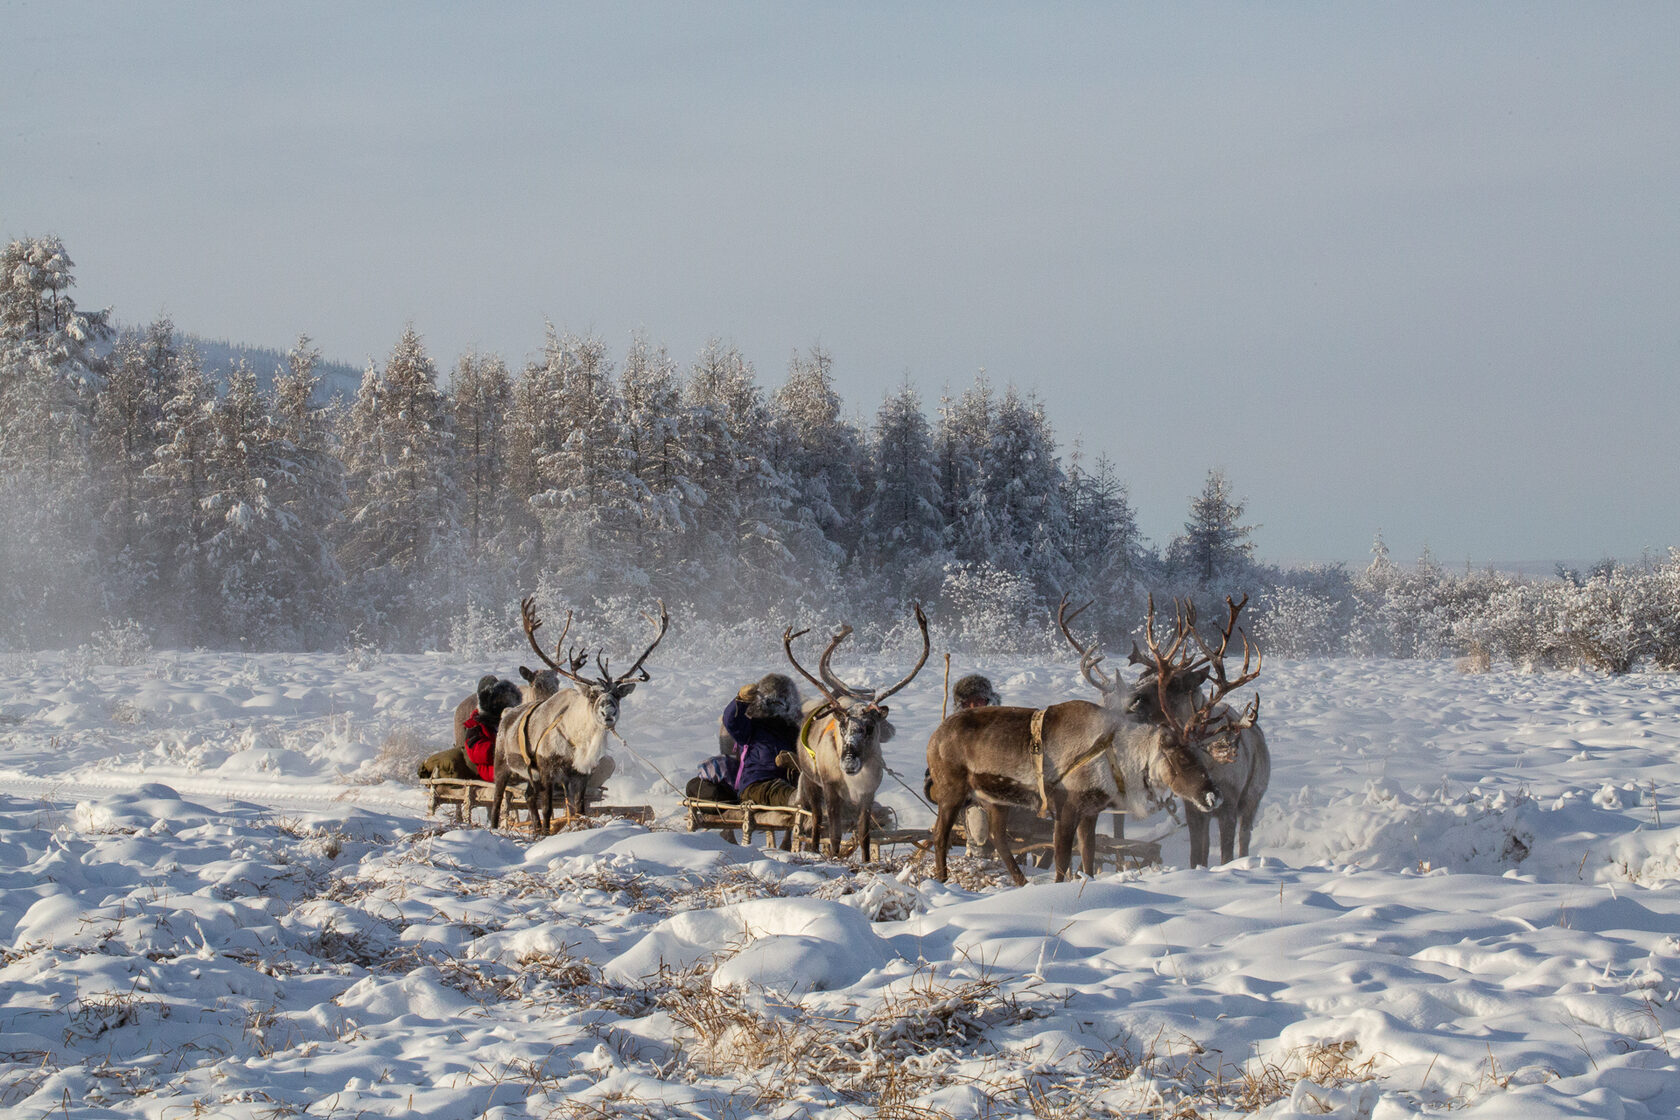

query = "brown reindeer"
[
  {"left": 490, "top": 596, "right": 669, "bottom": 835},
  {"left": 925, "top": 691, "right": 1220, "bottom": 885},
  {"left": 783, "top": 603, "right": 930, "bottom": 860},
  {"left": 1121, "top": 595, "right": 1270, "bottom": 868}
]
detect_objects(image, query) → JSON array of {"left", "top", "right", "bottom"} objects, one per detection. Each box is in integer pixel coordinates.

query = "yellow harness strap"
[
  {"left": 1030, "top": 708, "right": 1050, "bottom": 818},
  {"left": 798, "top": 704, "right": 833, "bottom": 761},
  {"left": 508, "top": 705, "right": 538, "bottom": 771},
  {"left": 1035, "top": 719, "right": 1128, "bottom": 819}
]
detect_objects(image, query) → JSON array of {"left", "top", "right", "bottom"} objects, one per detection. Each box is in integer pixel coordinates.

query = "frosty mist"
[{"left": 6, "top": 233, "right": 1678, "bottom": 667}]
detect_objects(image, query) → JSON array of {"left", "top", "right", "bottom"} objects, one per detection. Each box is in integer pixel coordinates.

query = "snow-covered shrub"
[
  {"left": 1554, "top": 572, "right": 1640, "bottom": 673},
  {"left": 1629, "top": 551, "right": 1680, "bottom": 670},
  {"left": 935, "top": 562, "right": 1053, "bottom": 655},
  {"left": 341, "top": 626, "right": 381, "bottom": 671},
  {"left": 1254, "top": 587, "right": 1340, "bottom": 658},
  {"left": 89, "top": 618, "right": 152, "bottom": 666},
  {"left": 447, "top": 600, "right": 512, "bottom": 659}
]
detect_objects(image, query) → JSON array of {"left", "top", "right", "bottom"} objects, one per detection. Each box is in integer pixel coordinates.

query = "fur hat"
[
  {"left": 476, "top": 677, "right": 524, "bottom": 719},
  {"left": 745, "top": 672, "right": 802, "bottom": 722},
  {"left": 952, "top": 673, "right": 1001, "bottom": 708}
]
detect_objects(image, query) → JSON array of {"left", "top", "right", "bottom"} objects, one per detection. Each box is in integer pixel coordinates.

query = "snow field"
[{"left": 1, "top": 650, "right": 1679, "bottom": 1117}]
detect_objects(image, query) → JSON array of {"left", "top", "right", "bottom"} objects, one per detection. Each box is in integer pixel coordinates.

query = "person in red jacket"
[{"left": 419, "top": 676, "right": 524, "bottom": 781}]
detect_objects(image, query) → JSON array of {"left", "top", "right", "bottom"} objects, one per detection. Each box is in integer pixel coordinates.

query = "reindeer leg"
[
  {"left": 1052, "top": 812, "right": 1079, "bottom": 882},
  {"left": 854, "top": 794, "right": 874, "bottom": 865},
  {"left": 989, "top": 804, "right": 1028, "bottom": 887},
  {"left": 824, "top": 788, "right": 846, "bottom": 859},
  {"left": 490, "top": 773, "right": 510, "bottom": 830},
  {"left": 531, "top": 778, "right": 548, "bottom": 836},
  {"left": 932, "top": 802, "right": 960, "bottom": 882},
  {"left": 1186, "top": 801, "right": 1210, "bottom": 869},
  {"left": 1077, "top": 814, "right": 1098, "bottom": 878},
  {"left": 1218, "top": 803, "right": 1239, "bottom": 865},
  {"left": 1237, "top": 798, "right": 1257, "bottom": 859}
]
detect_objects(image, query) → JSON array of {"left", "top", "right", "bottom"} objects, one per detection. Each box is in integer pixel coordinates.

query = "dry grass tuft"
[
  {"left": 355, "top": 725, "right": 435, "bottom": 785},
  {"left": 1457, "top": 642, "right": 1492, "bottom": 674}
]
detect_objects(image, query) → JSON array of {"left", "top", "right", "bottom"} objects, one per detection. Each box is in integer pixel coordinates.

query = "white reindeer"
[{"left": 490, "top": 596, "right": 669, "bottom": 835}]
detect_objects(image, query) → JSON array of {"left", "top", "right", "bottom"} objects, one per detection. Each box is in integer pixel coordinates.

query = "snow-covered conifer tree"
[
  {"left": 859, "top": 382, "right": 947, "bottom": 602},
  {"left": 0, "top": 235, "right": 109, "bottom": 644},
  {"left": 526, "top": 327, "right": 640, "bottom": 602},
  {"left": 619, "top": 333, "right": 697, "bottom": 583},
  {"left": 983, "top": 386, "right": 1072, "bottom": 602},
  {"left": 338, "top": 326, "right": 459, "bottom": 644},
  {"left": 268, "top": 335, "right": 345, "bottom": 646},
  {"left": 448, "top": 350, "right": 513, "bottom": 556},
  {"left": 1168, "top": 468, "right": 1257, "bottom": 592},
  {"left": 769, "top": 346, "right": 863, "bottom": 570},
  {"left": 140, "top": 343, "right": 219, "bottom": 644},
  {"left": 1064, "top": 446, "right": 1148, "bottom": 634},
  {"left": 91, "top": 319, "right": 177, "bottom": 618},
  {"left": 935, "top": 376, "right": 998, "bottom": 568},
  {"left": 679, "top": 338, "right": 802, "bottom": 609}
]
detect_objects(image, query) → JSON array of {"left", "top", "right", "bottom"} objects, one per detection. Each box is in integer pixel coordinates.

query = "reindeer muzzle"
[
  {"left": 1200, "top": 790, "right": 1223, "bottom": 812},
  {"left": 840, "top": 749, "right": 865, "bottom": 776}
]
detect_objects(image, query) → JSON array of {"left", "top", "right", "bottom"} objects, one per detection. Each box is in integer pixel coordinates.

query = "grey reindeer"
[
  {"left": 490, "top": 596, "right": 669, "bottom": 836},
  {"left": 782, "top": 603, "right": 930, "bottom": 861},
  {"left": 1117, "top": 595, "right": 1270, "bottom": 868}
]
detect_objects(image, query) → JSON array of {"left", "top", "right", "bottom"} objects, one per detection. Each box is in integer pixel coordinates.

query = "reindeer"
[
  {"left": 782, "top": 603, "right": 930, "bottom": 861},
  {"left": 925, "top": 600, "right": 1234, "bottom": 886},
  {"left": 489, "top": 596, "right": 669, "bottom": 835},
  {"left": 1120, "top": 595, "right": 1270, "bottom": 868}
]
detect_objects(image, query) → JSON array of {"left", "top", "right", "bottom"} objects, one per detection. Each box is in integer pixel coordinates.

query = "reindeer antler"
[
  {"left": 784, "top": 624, "right": 841, "bottom": 708},
  {"left": 612, "top": 600, "right": 670, "bottom": 685},
  {"left": 1139, "top": 593, "right": 1262, "bottom": 758},
  {"left": 875, "top": 602, "right": 931, "bottom": 704},
  {"left": 1056, "top": 593, "right": 1118, "bottom": 695},
  {"left": 520, "top": 596, "right": 574, "bottom": 673},
  {"left": 785, "top": 603, "right": 930, "bottom": 709}
]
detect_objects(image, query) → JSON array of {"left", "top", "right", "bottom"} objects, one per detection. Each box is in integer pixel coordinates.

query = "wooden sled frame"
[
  {"left": 867, "top": 812, "right": 1162, "bottom": 872},
  {"left": 422, "top": 777, "right": 651, "bottom": 834},
  {"left": 681, "top": 797, "right": 815, "bottom": 851}
]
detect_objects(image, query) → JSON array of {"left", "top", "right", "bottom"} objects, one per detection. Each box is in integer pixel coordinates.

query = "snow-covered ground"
[{"left": 3, "top": 648, "right": 1679, "bottom": 1118}]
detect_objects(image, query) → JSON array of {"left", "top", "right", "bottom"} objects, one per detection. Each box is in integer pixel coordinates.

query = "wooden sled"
[
  {"left": 682, "top": 797, "right": 904, "bottom": 859},
  {"left": 682, "top": 797, "right": 814, "bottom": 851},
  {"left": 871, "top": 814, "right": 1162, "bottom": 873},
  {"left": 423, "top": 778, "right": 651, "bottom": 834}
]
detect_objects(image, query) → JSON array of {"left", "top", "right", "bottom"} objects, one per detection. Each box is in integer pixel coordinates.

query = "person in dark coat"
[
  {"left": 722, "top": 673, "right": 803, "bottom": 807},
  {"left": 953, "top": 673, "right": 1002, "bottom": 711}
]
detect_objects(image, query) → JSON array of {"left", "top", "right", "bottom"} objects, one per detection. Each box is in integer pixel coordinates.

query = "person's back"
[{"left": 725, "top": 673, "right": 802, "bottom": 805}]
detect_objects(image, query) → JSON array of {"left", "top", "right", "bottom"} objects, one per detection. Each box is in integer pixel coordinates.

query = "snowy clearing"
[{"left": 2, "top": 650, "right": 1679, "bottom": 1118}]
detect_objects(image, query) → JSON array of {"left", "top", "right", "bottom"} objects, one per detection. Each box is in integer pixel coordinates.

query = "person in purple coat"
[{"left": 722, "top": 673, "right": 803, "bottom": 807}]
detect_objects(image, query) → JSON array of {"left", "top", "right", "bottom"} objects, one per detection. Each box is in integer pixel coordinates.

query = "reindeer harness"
[
  {"left": 505, "top": 702, "right": 576, "bottom": 776},
  {"left": 1028, "top": 706, "right": 1128, "bottom": 820}
]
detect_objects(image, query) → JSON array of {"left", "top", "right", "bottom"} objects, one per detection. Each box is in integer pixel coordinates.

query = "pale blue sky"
[{"left": 4, "top": 2, "right": 1677, "bottom": 568}]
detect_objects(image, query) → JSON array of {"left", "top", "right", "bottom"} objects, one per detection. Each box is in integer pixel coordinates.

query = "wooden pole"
[{"left": 942, "top": 652, "right": 951, "bottom": 721}]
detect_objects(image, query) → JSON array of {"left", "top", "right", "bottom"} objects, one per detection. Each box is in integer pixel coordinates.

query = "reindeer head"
[
  {"left": 784, "top": 604, "right": 930, "bottom": 777},
  {"left": 518, "top": 666, "right": 562, "bottom": 704},
  {"left": 1146, "top": 729, "right": 1224, "bottom": 813},
  {"left": 520, "top": 596, "right": 670, "bottom": 728}
]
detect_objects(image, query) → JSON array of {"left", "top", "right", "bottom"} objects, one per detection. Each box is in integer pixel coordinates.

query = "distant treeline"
[{"left": 4, "top": 233, "right": 1676, "bottom": 671}]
